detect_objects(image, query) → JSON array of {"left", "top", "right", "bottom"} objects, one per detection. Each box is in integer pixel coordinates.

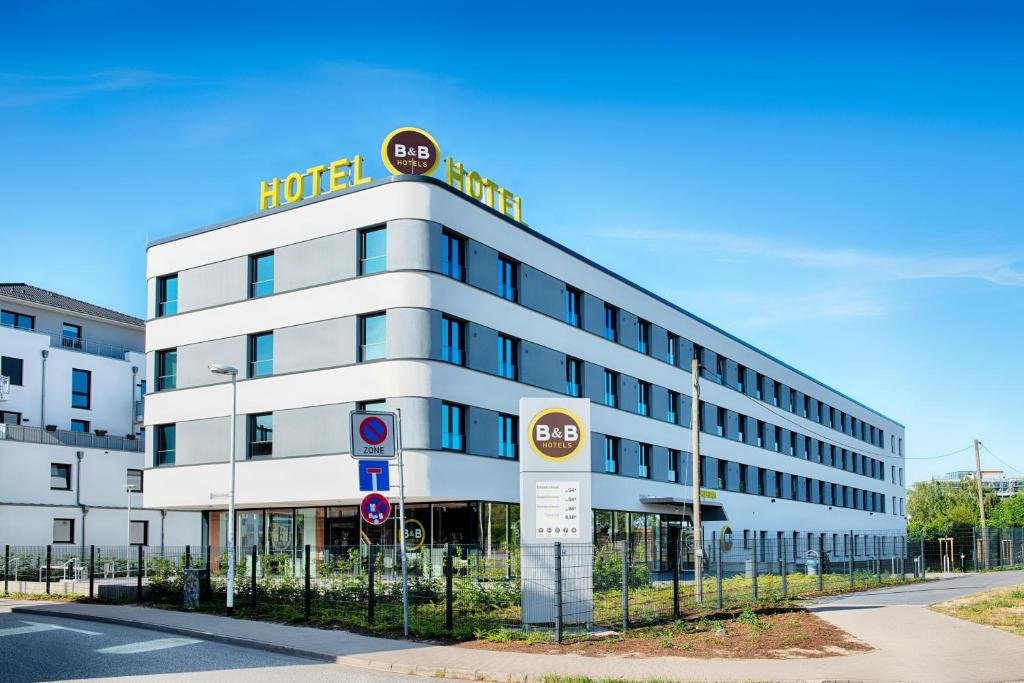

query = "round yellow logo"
[
  {"left": 527, "top": 408, "right": 586, "bottom": 462},
  {"left": 381, "top": 127, "right": 440, "bottom": 176},
  {"left": 403, "top": 518, "right": 426, "bottom": 551}
]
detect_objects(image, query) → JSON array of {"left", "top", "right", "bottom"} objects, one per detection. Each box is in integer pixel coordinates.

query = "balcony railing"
[
  {"left": 0, "top": 424, "right": 144, "bottom": 452},
  {"left": 51, "top": 334, "right": 133, "bottom": 360}
]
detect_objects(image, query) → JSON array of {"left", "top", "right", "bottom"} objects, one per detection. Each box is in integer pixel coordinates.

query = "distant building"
[
  {"left": 0, "top": 283, "right": 200, "bottom": 549},
  {"left": 934, "top": 470, "right": 1024, "bottom": 498}
]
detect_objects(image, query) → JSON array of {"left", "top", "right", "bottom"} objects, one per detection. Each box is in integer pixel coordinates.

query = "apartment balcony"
[
  {"left": 0, "top": 423, "right": 144, "bottom": 453},
  {"left": 1, "top": 320, "right": 136, "bottom": 360}
]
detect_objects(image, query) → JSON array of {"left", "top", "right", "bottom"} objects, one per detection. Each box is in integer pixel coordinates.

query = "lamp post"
[{"left": 209, "top": 364, "right": 239, "bottom": 616}]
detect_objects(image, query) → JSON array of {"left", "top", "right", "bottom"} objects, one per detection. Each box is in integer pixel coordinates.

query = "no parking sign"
[
  {"left": 350, "top": 411, "right": 397, "bottom": 458},
  {"left": 360, "top": 492, "right": 392, "bottom": 525}
]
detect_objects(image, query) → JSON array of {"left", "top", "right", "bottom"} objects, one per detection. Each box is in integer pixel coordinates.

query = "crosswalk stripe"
[
  {"left": 0, "top": 621, "right": 103, "bottom": 637},
  {"left": 22, "top": 620, "right": 103, "bottom": 635},
  {"left": 97, "top": 637, "right": 202, "bottom": 654}
]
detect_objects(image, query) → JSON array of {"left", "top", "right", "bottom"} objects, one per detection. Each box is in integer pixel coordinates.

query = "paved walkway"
[{"left": 7, "top": 570, "right": 1024, "bottom": 683}]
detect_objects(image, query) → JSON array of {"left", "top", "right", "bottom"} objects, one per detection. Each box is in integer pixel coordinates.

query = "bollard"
[
  {"left": 671, "top": 536, "right": 679, "bottom": 620},
  {"left": 89, "top": 545, "right": 95, "bottom": 599},
  {"left": 444, "top": 544, "right": 453, "bottom": 631},
  {"left": 304, "top": 544, "right": 311, "bottom": 619},
  {"left": 3, "top": 544, "right": 8, "bottom": 595},
  {"left": 621, "top": 538, "right": 629, "bottom": 631},
  {"left": 751, "top": 538, "right": 758, "bottom": 601},
  {"left": 554, "top": 542, "right": 563, "bottom": 644},
  {"left": 46, "top": 545, "right": 52, "bottom": 594},
  {"left": 780, "top": 538, "right": 787, "bottom": 599},
  {"left": 137, "top": 545, "right": 144, "bottom": 603},
  {"left": 716, "top": 536, "right": 724, "bottom": 610},
  {"left": 251, "top": 545, "right": 257, "bottom": 607}
]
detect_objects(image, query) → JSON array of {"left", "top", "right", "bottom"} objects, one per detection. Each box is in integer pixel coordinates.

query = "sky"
[{"left": 1, "top": 2, "right": 1022, "bottom": 483}]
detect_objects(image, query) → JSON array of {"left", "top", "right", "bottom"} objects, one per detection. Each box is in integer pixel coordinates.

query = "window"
[
  {"left": 0, "top": 410, "right": 21, "bottom": 425},
  {"left": 441, "top": 230, "right": 465, "bottom": 280},
  {"left": 2, "top": 309, "right": 35, "bottom": 330},
  {"left": 565, "top": 357, "right": 582, "bottom": 397},
  {"left": 564, "top": 287, "right": 582, "bottom": 327},
  {"left": 248, "top": 251, "right": 274, "bottom": 298},
  {"left": 667, "top": 391, "right": 679, "bottom": 424},
  {"left": 130, "top": 520, "right": 149, "bottom": 546},
  {"left": 667, "top": 333, "right": 678, "bottom": 366},
  {"left": 359, "top": 226, "right": 387, "bottom": 275},
  {"left": 497, "top": 414, "right": 518, "bottom": 458},
  {"left": 156, "top": 349, "right": 177, "bottom": 391},
  {"left": 715, "top": 355, "right": 725, "bottom": 384},
  {"left": 756, "top": 420, "right": 765, "bottom": 447},
  {"left": 359, "top": 399, "right": 386, "bottom": 412},
  {"left": 247, "top": 413, "right": 273, "bottom": 458},
  {"left": 755, "top": 373, "right": 764, "bottom": 400},
  {"left": 441, "top": 402, "right": 465, "bottom": 451},
  {"left": 772, "top": 382, "right": 780, "bottom": 406},
  {"left": 497, "top": 334, "right": 518, "bottom": 379},
  {"left": 638, "top": 443, "right": 651, "bottom": 478},
  {"left": 637, "top": 320, "right": 650, "bottom": 355},
  {"left": 155, "top": 424, "right": 176, "bottom": 466},
  {"left": 737, "top": 364, "right": 746, "bottom": 392},
  {"left": 668, "top": 449, "right": 679, "bottom": 482},
  {"left": 70, "top": 419, "right": 90, "bottom": 432},
  {"left": 737, "top": 414, "right": 746, "bottom": 442},
  {"left": 61, "top": 323, "right": 82, "bottom": 349},
  {"left": 248, "top": 331, "right": 274, "bottom": 377},
  {"left": 739, "top": 463, "right": 748, "bottom": 493},
  {"left": 498, "top": 255, "right": 518, "bottom": 301},
  {"left": 774, "top": 426, "right": 782, "bottom": 452},
  {"left": 156, "top": 274, "right": 178, "bottom": 317},
  {"left": 604, "top": 436, "right": 619, "bottom": 474},
  {"left": 127, "top": 468, "right": 143, "bottom": 492},
  {"left": 50, "top": 463, "right": 71, "bottom": 490},
  {"left": 637, "top": 381, "right": 650, "bottom": 416},
  {"left": 716, "top": 407, "right": 726, "bottom": 437},
  {"left": 1, "top": 356, "right": 23, "bottom": 386},
  {"left": 71, "top": 369, "right": 91, "bottom": 409},
  {"left": 789, "top": 388, "right": 796, "bottom": 413},
  {"left": 53, "top": 518, "right": 74, "bottom": 544},
  {"left": 359, "top": 313, "right": 387, "bottom": 361},
  {"left": 435, "top": 315, "right": 464, "bottom": 366},
  {"left": 603, "top": 370, "right": 618, "bottom": 408},
  {"left": 803, "top": 395, "right": 810, "bottom": 418},
  {"left": 603, "top": 304, "right": 618, "bottom": 341}
]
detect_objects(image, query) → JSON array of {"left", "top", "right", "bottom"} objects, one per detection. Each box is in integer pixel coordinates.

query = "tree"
[
  {"left": 990, "top": 494, "right": 1024, "bottom": 528},
  {"left": 906, "top": 478, "right": 1001, "bottom": 539}
]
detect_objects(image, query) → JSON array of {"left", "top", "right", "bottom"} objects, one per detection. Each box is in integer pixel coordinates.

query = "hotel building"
[{"left": 143, "top": 175, "right": 906, "bottom": 566}]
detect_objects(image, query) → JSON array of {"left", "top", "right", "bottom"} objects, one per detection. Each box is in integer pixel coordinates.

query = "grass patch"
[{"left": 933, "top": 584, "right": 1024, "bottom": 636}]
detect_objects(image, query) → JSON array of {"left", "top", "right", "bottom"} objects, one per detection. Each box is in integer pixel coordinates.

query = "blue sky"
[{"left": 2, "top": 2, "right": 1022, "bottom": 482}]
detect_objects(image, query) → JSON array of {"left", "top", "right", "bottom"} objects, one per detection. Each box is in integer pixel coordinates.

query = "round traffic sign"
[
  {"left": 359, "top": 416, "right": 388, "bottom": 446},
  {"left": 360, "top": 492, "right": 392, "bottom": 526}
]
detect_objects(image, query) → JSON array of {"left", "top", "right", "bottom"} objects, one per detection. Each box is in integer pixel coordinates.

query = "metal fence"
[
  {"left": 2, "top": 528, "right": 928, "bottom": 640},
  {"left": 912, "top": 527, "right": 1024, "bottom": 572},
  {"left": 0, "top": 424, "right": 144, "bottom": 452}
]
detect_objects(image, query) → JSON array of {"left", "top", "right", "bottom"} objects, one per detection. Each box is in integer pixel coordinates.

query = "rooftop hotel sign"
[{"left": 258, "top": 128, "right": 524, "bottom": 223}]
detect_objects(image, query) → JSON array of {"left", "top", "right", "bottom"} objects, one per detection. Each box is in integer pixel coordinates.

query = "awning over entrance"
[{"left": 638, "top": 495, "right": 729, "bottom": 521}]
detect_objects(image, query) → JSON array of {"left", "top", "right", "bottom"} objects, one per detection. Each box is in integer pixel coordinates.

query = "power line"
[
  {"left": 904, "top": 445, "right": 975, "bottom": 461},
  {"left": 980, "top": 442, "right": 1024, "bottom": 477}
]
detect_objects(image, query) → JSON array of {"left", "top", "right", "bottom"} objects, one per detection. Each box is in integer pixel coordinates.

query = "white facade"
[
  {"left": 0, "top": 285, "right": 201, "bottom": 548},
  {"left": 143, "top": 177, "right": 906, "bottom": 554}
]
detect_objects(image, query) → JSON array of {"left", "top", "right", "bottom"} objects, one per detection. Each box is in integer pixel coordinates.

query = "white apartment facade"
[
  {"left": 0, "top": 284, "right": 200, "bottom": 550},
  {"left": 144, "top": 176, "right": 906, "bottom": 568}
]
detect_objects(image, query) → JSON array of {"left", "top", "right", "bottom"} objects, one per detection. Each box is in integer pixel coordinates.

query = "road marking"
[
  {"left": 97, "top": 637, "right": 201, "bottom": 654},
  {"left": 0, "top": 621, "right": 103, "bottom": 637}
]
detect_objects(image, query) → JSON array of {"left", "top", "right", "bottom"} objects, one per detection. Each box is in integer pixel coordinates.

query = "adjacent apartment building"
[
  {"left": 143, "top": 175, "right": 907, "bottom": 568},
  {"left": 0, "top": 283, "right": 200, "bottom": 549}
]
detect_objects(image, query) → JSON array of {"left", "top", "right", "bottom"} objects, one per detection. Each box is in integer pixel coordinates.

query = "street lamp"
[{"left": 208, "top": 363, "right": 239, "bottom": 616}]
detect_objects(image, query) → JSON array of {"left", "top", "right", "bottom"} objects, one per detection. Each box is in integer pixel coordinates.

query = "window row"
[
  {"left": 49, "top": 463, "right": 143, "bottom": 492},
  {"left": 2, "top": 309, "right": 92, "bottom": 352},
  {"left": 51, "top": 518, "right": 149, "bottom": 545}
]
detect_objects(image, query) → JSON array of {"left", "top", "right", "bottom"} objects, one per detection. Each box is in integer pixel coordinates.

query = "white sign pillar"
[{"left": 519, "top": 398, "right": 593, "bottom": 625}]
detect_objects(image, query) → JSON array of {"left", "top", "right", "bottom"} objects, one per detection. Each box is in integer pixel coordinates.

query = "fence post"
[
  {"left": 751, "top": 537, "right": 758, "bottom": 601},
  {"left": 671, "top": 536, "right": 679, "bottom": 620},
  {"left": 3, "top": 544, "right": 8, "bottom": 595},
  {"left": 875, "top": 537, "right": 882, "bottom": 584},
  {"left": 137, "top": 545, "right": 144, "bottom": 603},
  {"left": 250, "top": 545, "right": 257, "bottom": 607},
  {"left": 444, "top": 543, "right": 453, "bottom": 631},
  {"left": 780, "top": 537, "right": 787, "bottom": 598},
  {"left": 364, "top": 544, "right": 375, "bottom": 624},
  {"left": 621, "top": 537, "right": 629, "bottom": 631},
  {"left": 46, "top": 545, "right": 52, "bottom": 594},
  {"left": 554, "top": 542, "right": 563, "bottom": 644},
  {"left": 817, "top": 534, "right": 824, "bottom": 592},
  {"left": 304, "top": 544, "right": 311, "bottom": 619},
  {"left": 89, "top": 545, "right": 95, "bottom": 599},
  {"left": 715, "top": 535, "right": 723, "bottom": 610},
  {"left": 848, "top": 531, "right": 855, "bottom": 590},
  {"left": 204, "top": 545, "right": 211, "bottom": 601},
  {"left": 920, "top": 537, "right": 926, "bottom": 579}
]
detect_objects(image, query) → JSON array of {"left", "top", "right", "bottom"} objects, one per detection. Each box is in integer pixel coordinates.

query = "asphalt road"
[
  {"left": 816, "top": 568, "right": 1024, "bottom": 607},
  {"left": 0, "top": 611, "right": 437, "bottom": 683}
]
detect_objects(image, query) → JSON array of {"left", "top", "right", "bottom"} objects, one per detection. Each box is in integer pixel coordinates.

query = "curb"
[{"left": 9, "top": 605, "right": 534, "bottom": 682}]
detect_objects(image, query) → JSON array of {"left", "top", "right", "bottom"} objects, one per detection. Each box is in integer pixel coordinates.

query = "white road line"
[
  {"left": 97, "top": 637, "right": 202, "bottom": 654},
  {"left": 0, "top": 621, "right": 103, "bottom": 637}
]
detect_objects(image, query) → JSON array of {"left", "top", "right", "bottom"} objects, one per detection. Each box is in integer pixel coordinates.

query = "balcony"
[
  {"left": 0, "top": 424, "right": 144, "bottom": 453},
  {"left": 1, "top": 319, "right": 135, "bottom": 360}
]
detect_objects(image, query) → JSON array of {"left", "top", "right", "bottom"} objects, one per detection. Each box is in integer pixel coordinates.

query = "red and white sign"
[{"left": 360, "top": 492, "right": 392, "bottom": 526}]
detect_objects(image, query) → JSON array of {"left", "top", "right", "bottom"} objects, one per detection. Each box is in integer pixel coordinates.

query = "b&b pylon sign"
[{"left": 519, "top": 397, "right": 593, "bottom": 625}]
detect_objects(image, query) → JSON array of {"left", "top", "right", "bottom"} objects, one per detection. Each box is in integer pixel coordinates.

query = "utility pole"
[
  {"left": 974, "top": 439, "right": 988, "bottom": 570},
  {"left": 691, "top": 357, "right": 703, "bottom": 604}
]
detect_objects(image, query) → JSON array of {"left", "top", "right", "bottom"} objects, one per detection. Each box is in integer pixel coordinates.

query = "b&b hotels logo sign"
[
  {"left": 257, "top": 127, "right": 523, "bottom": 223},
  {"left": 528, "top": 408, "right": 586, "bottom": 462}
]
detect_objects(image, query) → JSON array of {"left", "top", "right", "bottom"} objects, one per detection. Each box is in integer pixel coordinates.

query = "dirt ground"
[{"left": 461, "top": 606, "right": 871, "bottom": 659}]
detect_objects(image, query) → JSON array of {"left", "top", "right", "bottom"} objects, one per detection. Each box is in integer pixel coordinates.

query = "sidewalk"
[{"left": 7, "top": 571, "right": 1024, "bottom": 683}]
